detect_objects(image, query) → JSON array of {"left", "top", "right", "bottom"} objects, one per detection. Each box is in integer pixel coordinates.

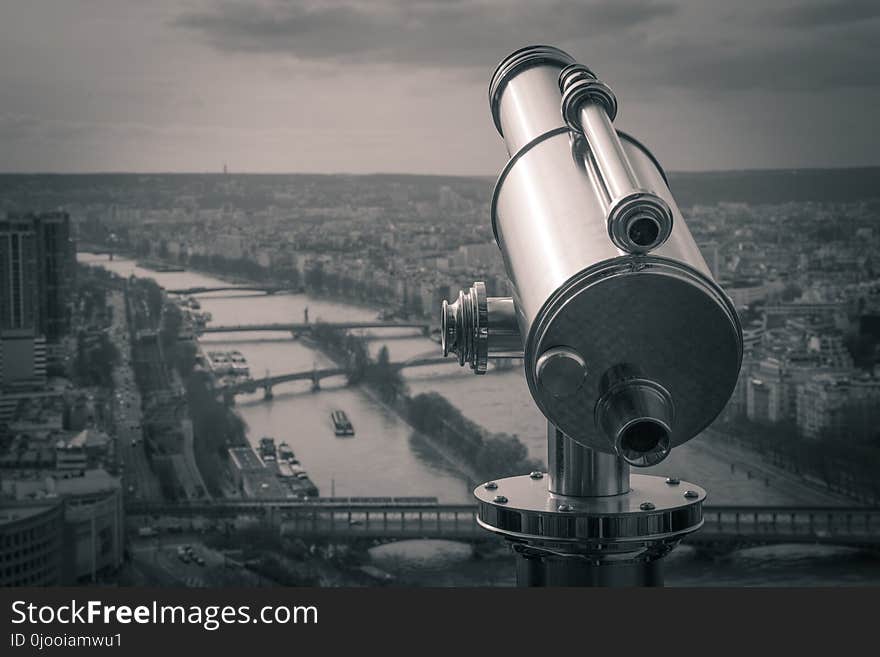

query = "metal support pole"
[
  {"left": 547, "top": 423, "right": 628, "bottom": 497},
  {"left": 515, "top": 552, "right": 664, "bottom": 587},
  {"left": 475, "top": 420, "right": 705, "bottom": 587}
]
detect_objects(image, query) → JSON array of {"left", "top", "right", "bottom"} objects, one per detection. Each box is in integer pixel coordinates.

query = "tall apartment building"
[
  {"left": 33, "top": 211, "right": 74, "bottom": 342},
  {"left": 0, "top": 212, "right": 71, "bottom": 389},
  {"left": 0, "top": 214, "right": 39, "bottom": 332}
]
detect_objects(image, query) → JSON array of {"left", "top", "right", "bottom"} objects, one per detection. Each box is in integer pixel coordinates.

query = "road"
[
  {"left": 109, "top": 289, "right": 161, "bottom": 502},
  {"left": 699, "top": 429, "right": 855, "bottom": 505},
  {"left": 128, "top": 535, "right": 270, "bottom": 587}
]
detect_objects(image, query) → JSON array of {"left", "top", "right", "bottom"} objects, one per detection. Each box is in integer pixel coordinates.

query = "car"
[
  {"left": 194, "top": 556, "right": 205, "bottom": 566},
  {"left": 131, "top": 439, "right": 138, "bottom": 447}
]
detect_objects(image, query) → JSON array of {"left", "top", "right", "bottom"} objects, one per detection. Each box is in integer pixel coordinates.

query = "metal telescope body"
[{"left": 441, "top": 46, "right": 743, "bottom": 586}]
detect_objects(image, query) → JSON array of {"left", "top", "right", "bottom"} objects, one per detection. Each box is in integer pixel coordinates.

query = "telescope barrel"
[
  {"left": 445, "top": 45, "right": 742, "bottom": 463},
  {"left": 489, "top": 46, "right": 576, "bottom": 155}
]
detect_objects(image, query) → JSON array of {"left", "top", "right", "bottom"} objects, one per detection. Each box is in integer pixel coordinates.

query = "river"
[{"left": 79, "top": 253, "right": 880, "bottom": 585}]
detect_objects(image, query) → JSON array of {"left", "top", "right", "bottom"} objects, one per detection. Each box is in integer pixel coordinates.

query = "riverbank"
[{"left": 359, "top": 385, "right": 483, "bottom": 487}]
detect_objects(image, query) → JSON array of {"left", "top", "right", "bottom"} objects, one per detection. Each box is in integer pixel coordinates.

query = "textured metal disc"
[
  {"left": 475, "top": 473, "right": 705, "bottom": 543},
  {"left": 526, "top": 257, "right": 742, "bottom": 452}
]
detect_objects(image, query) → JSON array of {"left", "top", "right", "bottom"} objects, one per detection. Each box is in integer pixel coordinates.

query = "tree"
[{"left": 366, "top": 344, "right": 407, "bottom": 403}]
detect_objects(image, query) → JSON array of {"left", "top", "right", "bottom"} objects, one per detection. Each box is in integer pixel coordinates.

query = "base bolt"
[
  {"left": 484, "top": 482, "right": 498, "bottom": 490},
  {"left": 557, "top": 503, "right": 576, "bottom": 512},
  {"left": 493, "top": 495, "right": 508, "bottom": 504},
  {"left": 640, "top": 502, "right": 656, "bottom": 511},
  {"left": 665, "top": 477, "right": 680, "bottom": 485},
  {"left": 683, "top": 490, "right": 699, "bottom": 499},
  {"left": 529, "top": 471, "right": 544, "bottom": 480}
]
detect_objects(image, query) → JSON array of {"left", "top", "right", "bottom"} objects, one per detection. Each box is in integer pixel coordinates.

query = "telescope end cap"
[
  {"left": 489, "top": 45, "right": 577, "bottom": 136},
  {"left": 616, "top": 418, "right": 672, "bottom": 467}
]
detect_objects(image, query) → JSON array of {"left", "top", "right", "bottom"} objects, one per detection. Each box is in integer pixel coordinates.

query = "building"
[
  {"left": 33, "top": 212, "right": 74, "bottom": 342},
  {"left": 807, "top": 331, "right": 854, "bottom": 368},
  {"left": 746, "top": 357, "right": 791, "bottom": 423},
  {"left": 0, "top": 332, "right": 46, "bottom": 389},
  {"left": 0, "top": 214, "right": 39, "bottom": 331},
  {"left": 1, "top": 211, "right": 73, "bottom": 341},
  {"left": 797, "top": 372, "right": 880, "bottom": 440},
  {"left": 0, "top": 500, "right": 65, "bottom": 586},
  {"left": 55, "top": 431, "right": 89, "bottom": 474},
  {"left": 726, "top": 279, "right": 785, "bottom": 307},
  {"left": 0, "top": 212, "right": 72, "bottom": 387},
  {"left": 1, "top": 469, "right": 124, "bottom": 583}
]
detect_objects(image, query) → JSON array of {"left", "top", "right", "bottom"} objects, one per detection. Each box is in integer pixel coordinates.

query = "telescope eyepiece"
[
  {"left": 441, "top": 282, "right": 489, "bottom": 374},
  {"left": 609, "top": 192, "right": 673, "bottom": 253},
  {"left": 441, "top": 281, "right": 525, "bottom": 374},
  {"left": 627, "top": 215, "right": 660, "bottom": 248}
]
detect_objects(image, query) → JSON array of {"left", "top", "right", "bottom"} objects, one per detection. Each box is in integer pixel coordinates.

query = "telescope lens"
[
  {"left": 627, "top": 216, "right": 660, "bottom": 248},
  {"left": 620, "top": 420, "right": 666, "bottom": 453},
  {"left": 618, "top": 419, "right": 670, "bottom": 467}
]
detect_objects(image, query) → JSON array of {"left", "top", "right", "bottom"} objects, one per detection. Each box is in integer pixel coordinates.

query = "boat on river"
[{"left": 331, "top": 410, "right": 355, "bottom": 437}]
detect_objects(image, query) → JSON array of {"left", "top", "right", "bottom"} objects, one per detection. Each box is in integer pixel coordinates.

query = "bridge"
[
  {"left": 201, "top": 321, "right": 431, "bottom": 334},
  {"left": 763, "top": 302, "right": 844, "bottom": 317},
  {"left": 216, "top": 356, "right": 451, "bottom": 399},
  {"left": 78, "top": 243, "right": 123, "bottom": 259},
  {"left": 126, "top": 500, "right": 880, "bottom": 548},
  {"left": 168, "top": 285, "right": 288, "bottom": 295}
]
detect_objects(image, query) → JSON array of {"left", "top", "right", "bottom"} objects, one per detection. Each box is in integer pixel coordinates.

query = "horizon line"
[{"left": 2, "top": 164, "right": 880, "bottom": 178}]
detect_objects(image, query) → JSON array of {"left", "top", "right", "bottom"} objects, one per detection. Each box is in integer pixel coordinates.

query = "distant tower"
[{"left": 223, "top": 162, "right": 228, "bottom": 176}]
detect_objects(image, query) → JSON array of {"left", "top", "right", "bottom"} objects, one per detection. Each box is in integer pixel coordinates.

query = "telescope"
[{"left": 440, "top": 46, "right": 743, "bottom": 586}]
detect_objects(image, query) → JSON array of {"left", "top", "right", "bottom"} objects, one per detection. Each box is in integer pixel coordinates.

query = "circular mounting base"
[{"left": 475, "top": 473, "right": 705, "bottom": 546}]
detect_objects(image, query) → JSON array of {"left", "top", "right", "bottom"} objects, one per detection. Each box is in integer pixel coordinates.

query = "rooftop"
[
  {"left": 0, "top": 501, "right": 62, "bottom": 528},
  {"left": 1, "top": 468, "right": 120, "bottom": 501}
]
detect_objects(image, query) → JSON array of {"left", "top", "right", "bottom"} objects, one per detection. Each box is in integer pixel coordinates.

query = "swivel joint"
[{"left": 441, "top": 281, "right": 523, "bottom": 374}]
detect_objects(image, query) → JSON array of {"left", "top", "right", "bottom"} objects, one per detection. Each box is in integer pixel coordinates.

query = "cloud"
[
  {"left": 175, "top": 0, "right": 678, "bottom": 68},
  {"left": 636, "top": 21, "right": 880, "bottom": 93},
  {"left": 175, "top": 0, "right": 880, "bottom": 96},
  {"left": 770, "top": 0, "right": 880, "bottom": 28}
]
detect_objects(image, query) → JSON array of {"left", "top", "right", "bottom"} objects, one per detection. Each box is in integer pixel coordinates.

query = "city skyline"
[{"left": 1, "top": 0, "right": 879, "bottom": 175}]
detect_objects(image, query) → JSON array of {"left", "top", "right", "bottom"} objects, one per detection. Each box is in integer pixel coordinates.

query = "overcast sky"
[{"left": 0, "top": 0, "right": 878, "bottom": 174}]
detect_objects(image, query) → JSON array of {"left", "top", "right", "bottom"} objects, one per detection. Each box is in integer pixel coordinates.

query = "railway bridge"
[
  {"left": 200, "top": 321, "right": 431, "bottom": 334},
  {"left": 168, "top": 285, "right": 289, "bottom": 295},
  {"left": 127, "top": 500, "right": 880, "bottom": 549}
]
